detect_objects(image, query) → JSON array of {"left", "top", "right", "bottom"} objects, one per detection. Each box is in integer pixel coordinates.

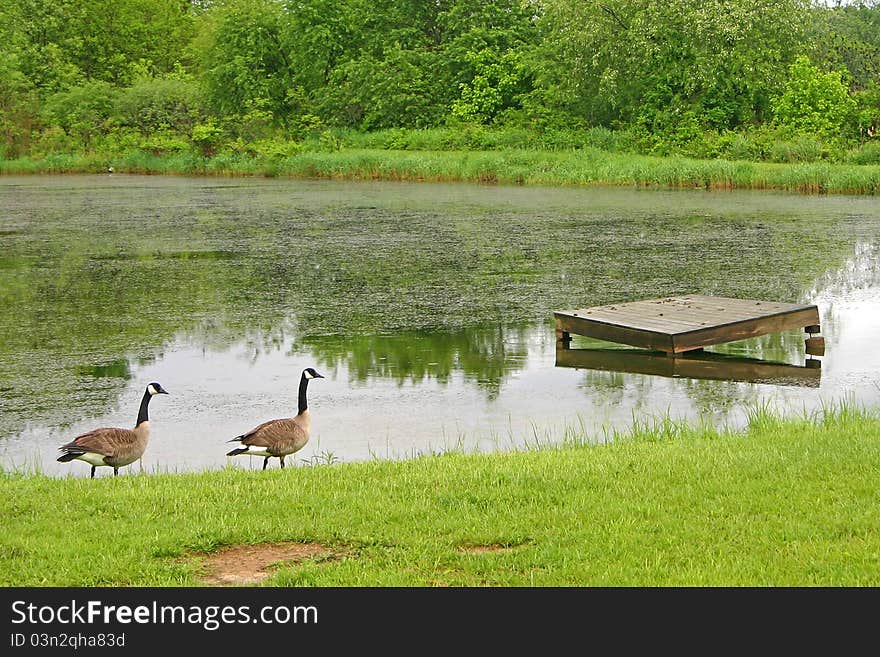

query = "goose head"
[
  {"left": 147, "top": 382, "right": 170, "bottom": 396},
  {"left": 303, "top": 368, "right": 324, "bottom": 380}
]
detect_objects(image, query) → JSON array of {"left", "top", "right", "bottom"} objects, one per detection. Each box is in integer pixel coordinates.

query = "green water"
[{"left": 1, "top": 175, "right": 879, "bottom": 476}]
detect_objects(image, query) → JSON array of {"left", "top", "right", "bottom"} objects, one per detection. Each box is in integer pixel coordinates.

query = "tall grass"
[
  {"left": 2, "top": 402, "right": 879, "bottom": 586},
  {"left": 3, "top": 145, "right": 879, "bottom": 194}
]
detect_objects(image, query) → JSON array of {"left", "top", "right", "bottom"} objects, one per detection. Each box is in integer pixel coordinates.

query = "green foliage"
[
  {"left": 451, "top": 49, "right": 527, "bottom": 124},
  {"left": 197, "top": 0, "right": 301, "bottom": 128},
  {"left": 136, "top": 131, "right": 195, "bottom": 157},
  {"left": 810, "top": 0, "right": 880, "bottom": 92},
  {"left": 0, "top": 0, "right": 196, "bottom": 89},
  {"left": 533, "top": 0, "right": 811, "bottom": 130},
  {"left": 317, "top": 131, "right": 344, "bottom": 152},
  {"left": 322, "top": 47, "right": 446, "bottom": 130},
  {"left": 767, "top": 135, "right": 829, "bottom": 163},
  {"left": 695, "top": 130, "right": 766, "bottom": 161},
  {"left": 853, "top": 82, "right": 880, "bottom": 141},
  {"left": 0, "top": 0, "right": 876, "bottom": 162},
  {"left": 42, "top": 81, "right": 119, "bottom": 148},
  {"left": 191, "top": 119, "right": 224, "bottom": 156},
  {"left": 116, "top": 77, "right": 203, "bottom": 136},
  {"left": 772, "top": 55, "right": 857, "bottom": 140},
  {"left": 0, "top": 55, "right": 37, "bottom": 158},
  {"left": 846, "top": 141, "right": 880, "bottom": 164},
  {"left": 225, "top": 136, "right": 303, "bottom": 159}
]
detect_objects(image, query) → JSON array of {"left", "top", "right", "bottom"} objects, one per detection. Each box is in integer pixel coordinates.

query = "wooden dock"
[
  {"left": 555, "top": 347, "right": 821, "bottom": 387},
  {"left": 555, "top": 295, "right": 821, "bottom": 355}
]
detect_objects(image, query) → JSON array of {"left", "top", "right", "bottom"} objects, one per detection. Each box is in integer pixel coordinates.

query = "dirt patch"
[{"left": 193, "top": 542, "right": 337, "bottom": 586}]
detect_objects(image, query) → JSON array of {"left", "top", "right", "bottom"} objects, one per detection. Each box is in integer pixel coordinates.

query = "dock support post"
[
  {"left": 804, "top": 324, "right": 824, "bottom": 357},
  {"left": 556, "top": 327, "right": 571, "bottom": 349}
]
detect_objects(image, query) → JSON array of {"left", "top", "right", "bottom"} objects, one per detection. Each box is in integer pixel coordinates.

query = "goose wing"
[
  {"left": 59, "top": 427, "right": 136, "bottom": 456},
  {"left": 232, "top": 418, "right": 306, "bottom": 447}
]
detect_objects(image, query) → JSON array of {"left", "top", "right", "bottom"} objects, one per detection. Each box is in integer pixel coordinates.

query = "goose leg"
[
  {"left": 280, "top": 456, "right": 285, "bottom": 469},
  {"left": 262, "top": 457, "right": 269, "bottom": 471},
  {"left": 114, "top": 467, "right": 119, "bottom": 476},
  {"left": 90, "top": 465, "right": 96, "bottom": 479}
]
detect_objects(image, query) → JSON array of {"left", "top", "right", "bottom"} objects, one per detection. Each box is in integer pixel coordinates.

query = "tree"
[
  {"left": 196, "top": 0, "right": 304, "bottom": 132},
  {"left": 810, "top": 1, "right": 880, "bottom": 92},
  {"left": 772, "top": 55, "right": 857, "bottom": 140},
  {"left": 451, "top": 49, "right": 528, "bottom": 124},
  {"left": 531, "top": 0, "right": 813, "bottom": 134},
  {"left": 0, "top": 0, "right": 196, "bottom": 90},
  {"left": 0, "top": 56, "right": 37, "bottom": 157},
  {"left": 312, "top": 0, "right": 537, "bottom": 129},
  {"left": 42, "top": 81, "right": 119, "bottom": 148}
]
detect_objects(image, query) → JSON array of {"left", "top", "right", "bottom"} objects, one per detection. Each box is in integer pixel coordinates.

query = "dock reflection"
[{"left": 555, "top": 346, "right": 821, "bottom": 387}]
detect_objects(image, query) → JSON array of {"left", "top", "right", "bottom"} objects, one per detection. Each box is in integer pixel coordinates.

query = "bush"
[
  {"left": 42, "top": 82, "right": 120, "bottom": 149},
  {"left": 117, "top": 77, "right": 203, "bottom": 136},
  {"left": 846, "top": 141, "right": 880, "bottom": 165},
  {"left": 191, "top": 119, "right": 225, "bottom": 156},
  {"left": 226, "top": 137, "right": 303, "bottom": 158},
  {"left": 138, "top": 131, "right": 193, "bottom": 156},
  {"left": 772, "top": 56, "right": 856, "bottom": 141},
  {"left": 703, "top": 131, "right": 765, "bottom": 161},
  {"left": 767, "top": 136, "right": 828, "bottom": 163}
]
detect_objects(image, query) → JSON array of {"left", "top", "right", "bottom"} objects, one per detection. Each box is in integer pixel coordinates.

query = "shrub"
[
  {"left": 117, "top": 77, "right": 203, "bottom": 136},
  {"left": 767, "top": 136, "right": 827, "bottom": 163},
  {"left": 191, "top": 119, "right": 225, "bottom": 156},
  {"left": 846, "top": 142, "right": 880, "bottom": 165},
  {"left": 42, "top": 81, "right": 120, "bottom": 149},
  {"left": 772, "top": 56, "right": 856, "bottom": 140},
  {"left": 244, "top": 138, "right": 303, "bottom": 159},
  {"left": 706, "top": 131, "right": 765, "bottom": 161}
]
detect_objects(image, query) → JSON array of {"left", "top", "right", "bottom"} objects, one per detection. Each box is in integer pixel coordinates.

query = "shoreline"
[
  {"left": 2, "top": 403, "right": 879, "bottom": 585},
  {"left": 3, "top": 147, "right": 879, "bottom": 195}
]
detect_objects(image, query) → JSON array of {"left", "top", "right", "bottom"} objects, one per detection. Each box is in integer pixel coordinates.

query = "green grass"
[
  {"left": 3, "top": 402, "right": 879, "bottom": 586},
  {"left": 3, "top": 147, "right": 879, "bottom": 194}
]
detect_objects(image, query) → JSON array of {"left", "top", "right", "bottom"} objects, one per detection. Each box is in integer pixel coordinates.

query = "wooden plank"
[
  {"left": 573, "top": 308, "right": 707, "bottom": 331},
  {"left": 805, "top": 336, "right": 825, "bottom": 356},
  {"left": 563, "top": 296, "right": 817, "bottom": 333},
  {"left": 555, "top": 295, "right": 820, "bottom": 354},
  {"left": 554, "top": 313, "right": 674, "bottom": 352},
  {"left": 555, "top": 347, "right": 821, "bottom": 387},
  {"left": 671, "top": 307, "right": 819, "bottom": 353}
]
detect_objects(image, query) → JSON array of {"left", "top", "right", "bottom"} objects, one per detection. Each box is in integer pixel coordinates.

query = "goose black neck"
[
  {"left": 298, "top": 373, "right": 310, "bottom": 415},
  {"left": 136, "top": 388, "right": 152, "bottom": 426}
]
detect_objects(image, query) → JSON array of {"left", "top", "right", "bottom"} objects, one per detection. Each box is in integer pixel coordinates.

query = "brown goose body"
[
  {"left": 227, "top": 368, "right": 323, "bottom": 470},
  {"left": 57, "top": 382, "right": 169, "bottom": 478}
]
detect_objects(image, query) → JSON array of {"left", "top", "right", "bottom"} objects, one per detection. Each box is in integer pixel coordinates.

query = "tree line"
[{"left": 1, "top": 0, "right": 878, "bottom": 162}]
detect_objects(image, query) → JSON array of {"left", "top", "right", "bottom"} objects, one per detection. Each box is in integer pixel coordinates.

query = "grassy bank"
[
  {"left": 3, "top": 403, "right": 879, "bottom": 586},
  {"left": 3, "top": 147, "right": 879, "bottom": 195}
]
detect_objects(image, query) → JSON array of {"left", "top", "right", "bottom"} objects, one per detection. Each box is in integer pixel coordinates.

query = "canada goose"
[
  {"left": 57, "top": 382, "right": 169, "bottom": 478},
  {"left": 226, "top": 367, "right": 324, "bottom": 470}
]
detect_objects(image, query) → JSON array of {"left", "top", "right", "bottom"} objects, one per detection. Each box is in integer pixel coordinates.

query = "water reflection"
[
  {"left": 5, "top": 286, "right": 879, "bottom": 478},
  {"left": 555, "top": 346, "right": 822, "bottom": 387},
  {"left": 303, "top": 326, "right": 533, "bottom": 401}
]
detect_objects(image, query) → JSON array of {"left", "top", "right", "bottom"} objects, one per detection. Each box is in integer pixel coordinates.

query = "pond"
[{"left": 1, "top": 174, "right": 879, "bottom": 477}]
